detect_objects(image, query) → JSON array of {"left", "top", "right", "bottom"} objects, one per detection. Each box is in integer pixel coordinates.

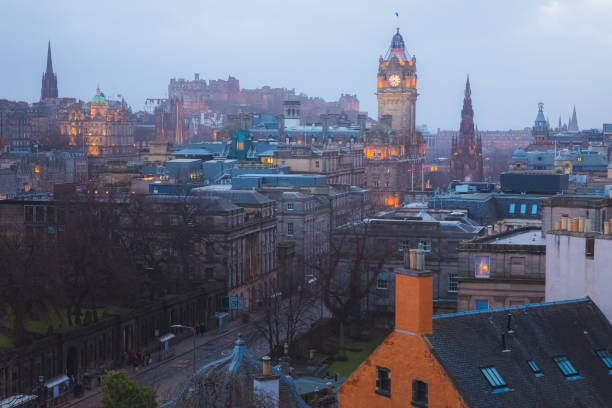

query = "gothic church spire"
[{"left": 41, "top": 41, "right": 58, "bottom": 100}]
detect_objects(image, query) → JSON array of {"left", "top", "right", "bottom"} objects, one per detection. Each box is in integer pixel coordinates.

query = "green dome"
[{"left": 92, "top": 87, "right": 105, "bottom": 103}]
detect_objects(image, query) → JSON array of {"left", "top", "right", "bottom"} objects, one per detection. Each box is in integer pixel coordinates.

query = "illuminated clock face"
[{"left": 389, "top": 75, "right": 401, "bottom": 87}]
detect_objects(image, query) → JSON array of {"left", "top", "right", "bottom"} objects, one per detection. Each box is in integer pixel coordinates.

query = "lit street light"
[{"left": 171, "top": 324, "right": 196, "bottom": 375}]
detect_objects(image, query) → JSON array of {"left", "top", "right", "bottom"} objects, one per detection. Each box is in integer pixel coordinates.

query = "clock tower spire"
[{"left": 376, "top": 28, "right": 417, "bottom": 133}]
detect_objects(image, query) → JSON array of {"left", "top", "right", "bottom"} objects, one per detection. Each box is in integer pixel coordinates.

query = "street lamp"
[{"left": 171, "top": 324, "right": 196, "bottom": 375}]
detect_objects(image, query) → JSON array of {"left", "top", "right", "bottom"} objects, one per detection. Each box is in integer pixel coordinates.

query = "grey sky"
[{"left": 1, "top": 0, "right": 611, "bottom": 130}]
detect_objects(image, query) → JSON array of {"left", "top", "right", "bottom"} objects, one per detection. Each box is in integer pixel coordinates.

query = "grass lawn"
[
  {"left": 1, "top": 305, "right": 120, "bottom": 335},
  {"left": 0, "top": 334, "right": 13, "bottom": 348},
  {"left": 328, "top": 336, "right": 386, "bottom": 376}
]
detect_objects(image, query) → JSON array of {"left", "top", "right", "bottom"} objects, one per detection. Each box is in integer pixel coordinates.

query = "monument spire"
[{"left": 451, "top": 75, "right": 483, "bottom": 181}]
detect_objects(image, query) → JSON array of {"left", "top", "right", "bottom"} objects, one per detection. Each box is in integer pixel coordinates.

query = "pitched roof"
[
  {"left": 426, "top": 299, "right": 612, "bottom": 408},
  {"left": 161, "top": 336, "right": 308, "bottom": 408}
]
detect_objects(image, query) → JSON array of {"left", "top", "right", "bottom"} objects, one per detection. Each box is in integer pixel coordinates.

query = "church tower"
[
  {"left": 450, "top": 76, "right": 483, "bottom": 181},
  {"left": 41, "top": 41, "right": 58, "bottom": 100},
  {"left": 532, "top": 102, "right": 550, "bottom": 145},
  {"left": 376, "top": 28, "right": 417, "bottom": 134}
]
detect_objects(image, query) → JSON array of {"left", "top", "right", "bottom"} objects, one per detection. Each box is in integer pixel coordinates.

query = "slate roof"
[
  {"left": 426, "top": 298, "right": 612, "bottom": 408},
  {"left": 192, "top": 187, "right": 274, "bottom": 206},
  {"left": 161, "top": 337, "right": 308, "bottom": 408}
]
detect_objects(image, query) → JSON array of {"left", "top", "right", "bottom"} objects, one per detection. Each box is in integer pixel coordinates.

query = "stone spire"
[
  {"left": 41, "top": 41, "right": 58, "bottom": 100},
  {"left": 46, "top": 41, "right": 53, "bottom": 74},
  {"left": 568, "top": 106, "right": 579, "bottom": 131},
  {"left": 451, "top": 75, "right": 483, "bottom": 181}
]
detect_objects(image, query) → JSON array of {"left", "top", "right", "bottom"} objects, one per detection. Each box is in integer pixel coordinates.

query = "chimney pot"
[
  {"left": 262, "top": 356, "right": 271, "bottom": 376},
  {"left": 409, "top": 249, "right": 418, "bottom": 269}
]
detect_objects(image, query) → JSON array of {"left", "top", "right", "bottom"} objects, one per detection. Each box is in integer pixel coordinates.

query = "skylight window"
[
  {"left": 527, "top": 360, "right": 544, "bottom": 377},
  {"left": 553, "top": 356, "right": 581, "bottom": 380},
  {"left": 596, "top": 350, "right": 612, "bottom": 372},
  {"left": 481, "top": 367, "right": 507, "bottom": 388}
]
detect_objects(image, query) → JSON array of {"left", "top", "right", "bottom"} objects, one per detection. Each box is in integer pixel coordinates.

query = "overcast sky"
[{"left": 1, "top": 0, "right": 611, "bottom": 130}]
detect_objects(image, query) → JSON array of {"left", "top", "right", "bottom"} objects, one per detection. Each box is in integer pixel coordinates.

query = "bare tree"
[
  {"left": 254, "top": 279, "right": 316, "bottom": 357},
  {"left": 0, "top": 225, "right": 55, "bottom": 344},
  {"left": 309, "top": 220, "right": 393, "bottom": 359}
]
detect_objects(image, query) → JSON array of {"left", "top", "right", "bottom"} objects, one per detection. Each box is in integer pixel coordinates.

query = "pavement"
[
  {"left": 66, "top": 314, "right": 263, "bottom": 407},
  {"left": 66, "top": 300, "right": 328, "bottom": 407}
]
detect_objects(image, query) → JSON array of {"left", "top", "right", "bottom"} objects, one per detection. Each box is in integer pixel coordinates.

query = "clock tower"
[{"left": 377, "top": 28, "right": 417, "bottom": 133}]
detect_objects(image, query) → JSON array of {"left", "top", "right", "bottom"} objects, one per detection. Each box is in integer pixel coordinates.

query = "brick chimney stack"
[{"left": 395, "top": 247, "right": 433, "bottom": 335}]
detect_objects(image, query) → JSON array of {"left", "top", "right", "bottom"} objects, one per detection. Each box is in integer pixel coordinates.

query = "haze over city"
[
  {"left": 3, "top": 2, "right": 612, "bottom": 407},
  {"left": 2, "top": 0, "right": 611, "bottom": 129}
]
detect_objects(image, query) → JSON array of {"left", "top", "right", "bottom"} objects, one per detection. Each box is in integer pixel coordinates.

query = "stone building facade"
[
  {"left": 334, "top": 208, "right": 484, "bottom": 317},
  {"left": 189, "top": 189, "right": 279, "bottom": 312},
  {"left": 456, "top": 227, "right": 545, "bottom": 312},
  {"left": 274, "top": 144, "right": 365, "bottom": 187},
  {"left": 58, "top": 88, "right": 134, "bottom": 158}
]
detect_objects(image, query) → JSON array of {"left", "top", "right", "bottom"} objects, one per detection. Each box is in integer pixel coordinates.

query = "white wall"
[{"left": 546, "top": 233, "right": 612, "bottom": 323}]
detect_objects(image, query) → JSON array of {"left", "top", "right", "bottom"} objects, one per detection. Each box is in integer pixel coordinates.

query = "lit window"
[
  {"left": 531, "top": 204, "right": 538, "bottom": 215},
  {"left": 377, "top": 273, "right": 388, "bottom": 290},
  {"left": 287, "top": 203, "right": 294, "bottom": 210},
  {"left": 520, "top": 204, "right": 526, "bottom": 214},
  {"left": 475, "top": 256, "right": 490, "bottom": 278},
  {"left": 475, "top": 300, "right": 489, "bottom": 310},
  {"left": 553, "top": 356, "right": 581, "bottom": 379},
  {"left": 375, "top": 366, "right": 391, "bottom": 397},
  {"left": 481, "top": 367, "right": 508, "bottom": 389},
  {"left": 509, "top": 203, "right": 515, "bottom": 214},
  {"left": 287, "top": 222, "right": 294, "bottom": 236},
  {"left": 411, "top": 379, "right": 428, "bottom": 407},
  {"left": 527, "top": 360, "right": 544, "bottom": 377},
  {"left": 596, "top": 350, "right": 612, "bottom": 372},
  {"left": 448, "top": 273, "right": 458, "bottom": 293}
]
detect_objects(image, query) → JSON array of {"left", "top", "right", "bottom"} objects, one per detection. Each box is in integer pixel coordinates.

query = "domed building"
[
  {"left": 508, "top": 148, "right": 528, "bottom": 171},
  {"left": 58, "top": 87, "right": 134, "bottom": 157}
]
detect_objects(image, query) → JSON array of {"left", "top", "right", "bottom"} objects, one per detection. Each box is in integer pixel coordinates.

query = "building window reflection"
[{"left": 475, "top": 256, "right": 490, "bottom": 278}]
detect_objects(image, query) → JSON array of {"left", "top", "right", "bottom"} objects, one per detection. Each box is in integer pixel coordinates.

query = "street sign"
[{"left": 229, "top": 297, "right": 244, "bottom": 310}]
